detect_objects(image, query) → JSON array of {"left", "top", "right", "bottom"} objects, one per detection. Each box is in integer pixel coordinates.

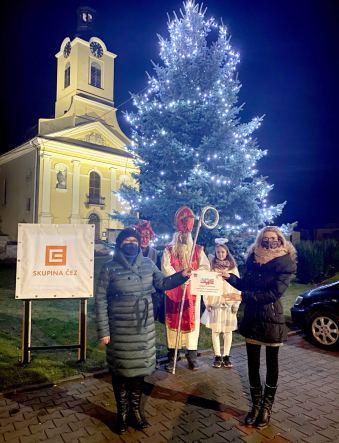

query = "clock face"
[
  {"left": 90, "top": 41, "right": 103, "bottom": 58},
  {"left": 63, "top": 42, "right": 71, "bottom": 58}
]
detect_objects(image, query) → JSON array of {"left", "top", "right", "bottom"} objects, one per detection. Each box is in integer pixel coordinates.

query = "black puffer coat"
[
  {"left": 95, "top": 248, "right": 187, "bottom": 377},
  {"left": 228, "top": 253, "right": 296, "bottom": 344}
]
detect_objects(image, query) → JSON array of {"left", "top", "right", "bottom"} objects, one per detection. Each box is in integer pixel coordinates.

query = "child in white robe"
[{"left": 201, "top": 238, "right": 242, "bottom": 368}]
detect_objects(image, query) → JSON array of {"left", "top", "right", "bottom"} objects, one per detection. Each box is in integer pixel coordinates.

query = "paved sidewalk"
[{"left": 1, "top": 334, "right": 338, "bottom": 442}]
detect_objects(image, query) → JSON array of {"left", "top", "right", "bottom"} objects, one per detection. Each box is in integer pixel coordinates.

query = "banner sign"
[
  {"left": 16, "top": 224, "right": 95, "bottom": 299},
  {"left": 190, "top": 270, "right": 223, "bottom": 297}
]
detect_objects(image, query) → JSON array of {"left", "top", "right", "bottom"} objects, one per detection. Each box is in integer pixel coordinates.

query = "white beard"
[{"left": 170, "top": 232, "right": 193, "bottom": 267}]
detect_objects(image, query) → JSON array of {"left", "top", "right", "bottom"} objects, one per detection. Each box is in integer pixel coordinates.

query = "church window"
[
  {"left": 90, "top": 62, "right": 101, "bottom": 88},
  {"left": 64, "top": 62, "right": 71, "bottom": 88},
  {"left": 89, "top": 171, "right": 101, "bottom": 203}
]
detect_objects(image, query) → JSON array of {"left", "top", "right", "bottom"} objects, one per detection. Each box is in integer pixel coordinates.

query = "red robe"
[{"left": 165, "top": 245, "right": 202, "bottom": 332}]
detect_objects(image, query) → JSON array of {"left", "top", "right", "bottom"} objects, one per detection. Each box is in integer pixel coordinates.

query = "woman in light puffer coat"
[{"left": 95, "top": 227, "right": 189, "bottom": 434}]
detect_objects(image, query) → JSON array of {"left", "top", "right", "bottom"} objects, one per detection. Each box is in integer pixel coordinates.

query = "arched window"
[
  {"left": 64, "top": 62, "right": 70, "bottom": 88},
  {"left": 89, "top": 171, "right": 101, "bottom": 203},
  {"left": 90, "top": 62, "right": 101, "bottom": 88},
  {"left": 88, "top": 213, "right": 100, "bottom": 241}
]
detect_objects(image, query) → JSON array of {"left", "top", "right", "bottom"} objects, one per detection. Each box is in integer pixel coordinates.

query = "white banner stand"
[{"left": 16, "top": 224, "right": 95, "bottom": 364}]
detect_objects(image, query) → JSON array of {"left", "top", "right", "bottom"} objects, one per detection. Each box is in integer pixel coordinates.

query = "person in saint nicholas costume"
[{"left": 161, "top": 206, "right": 210, "bottom": 371}]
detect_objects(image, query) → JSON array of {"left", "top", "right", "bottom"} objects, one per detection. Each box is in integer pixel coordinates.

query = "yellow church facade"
[{"left": 0, "top": 26, "right": 137, "bottom": 242}]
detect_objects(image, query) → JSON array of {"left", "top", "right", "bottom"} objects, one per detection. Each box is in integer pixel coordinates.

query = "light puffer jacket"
[{"left": 95, "top": 248, "right": 186, "bottom": 377}]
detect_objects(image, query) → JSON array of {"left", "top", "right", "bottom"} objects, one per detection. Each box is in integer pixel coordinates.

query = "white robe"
[
  {"left": 161, "top": 246, "right": 210, "bottom": 350},
  {"left": 201, "top": 261, "right": 242, "bottom": 333}
]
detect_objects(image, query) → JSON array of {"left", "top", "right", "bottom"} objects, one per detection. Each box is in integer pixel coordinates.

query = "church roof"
[{"left": 40, "top": 135, "right": 134, "bottom": 158}]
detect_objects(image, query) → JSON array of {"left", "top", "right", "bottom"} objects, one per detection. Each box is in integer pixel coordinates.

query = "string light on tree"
[{"left": 113, "top": 0, "right": 285, "bottom": 255}]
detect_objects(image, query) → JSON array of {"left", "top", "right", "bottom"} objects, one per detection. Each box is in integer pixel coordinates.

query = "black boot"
[
  {"left": 186, "top": 350, "right": 199, "bottom": 370},
  {"left": 112, "top": 379, "right": 129, "bottom": 434},
  {"left": 244, "top": 386, "right": 262, "bottom": 426},
  {"left": 165, "top": 348, "right": 175, "bottom": 372},
  {"left": 255, "top": 384, "right": 277, "bottom": 428},
  {"left": 212, "top": 355, "right": 223, "bottom": 368},
  {"left": 129, "top": 378, "right": 150, "bottom": 430},
  {"left": 222, "top": 355, "right": 233, "bottom": 368}
]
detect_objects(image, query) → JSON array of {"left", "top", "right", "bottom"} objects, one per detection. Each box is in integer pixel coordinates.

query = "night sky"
[{"left": 2, "top": 0, "right": 338, "bottom": 228}]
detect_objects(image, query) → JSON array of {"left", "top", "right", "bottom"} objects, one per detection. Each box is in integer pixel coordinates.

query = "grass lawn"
[{"left": 0, "top": 259, "right": 337, "bottom": 391}]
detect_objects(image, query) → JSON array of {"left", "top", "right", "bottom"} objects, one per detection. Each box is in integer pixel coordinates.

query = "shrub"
[
  {"left": 322, "top": 239, "right": 339, "bottom": 277},
  {"left": 296, "top": 239, "right": 339, "bottom": 283}
]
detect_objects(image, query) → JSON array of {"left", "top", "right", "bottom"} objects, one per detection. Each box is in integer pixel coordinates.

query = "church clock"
[
  {"left": 63, "top": 42, "right": 71, "bottom": 58},
  {"left": 90, "top": 41, "right": 103, "bottom": 58}
]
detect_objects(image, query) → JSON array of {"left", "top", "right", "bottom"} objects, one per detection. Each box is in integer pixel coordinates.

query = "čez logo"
[{"left": 45, "top": 246, "right": 67, "bottom": 266}]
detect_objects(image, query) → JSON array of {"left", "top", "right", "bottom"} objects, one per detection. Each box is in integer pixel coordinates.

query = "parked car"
[{"left": 291, "top": 281, "right": 339, "bottom": 350}]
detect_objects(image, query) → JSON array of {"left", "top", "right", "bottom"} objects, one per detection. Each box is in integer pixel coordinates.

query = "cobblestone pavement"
[{"left": 1, "top": 334, "right": 338, "bottom": 442}]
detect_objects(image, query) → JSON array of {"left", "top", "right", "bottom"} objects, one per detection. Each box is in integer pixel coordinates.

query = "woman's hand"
[
  {"left": 182, "top": 268, "right": 192, "bottom": 277},
  {"left": 100, "top": 336, "right": 110, "bottom": 347},
  {"left": 218, "top": 269, "right": 230, "bottom": 279}
]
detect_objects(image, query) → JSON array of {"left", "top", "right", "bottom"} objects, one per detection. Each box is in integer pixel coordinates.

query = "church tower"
[
  {"left": 39, "top": 6, "right": 126, "bottom": 138},
  {"left": 55, "top": 8, "right": 116, "bottom": 118},
  {"left": 0, "top": 6, "right": 136, "bottom": 242}
]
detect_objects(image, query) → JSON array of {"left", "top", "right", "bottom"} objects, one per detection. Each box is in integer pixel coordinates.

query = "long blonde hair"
[{"left": 247, "top": 226, "right": 297, "bottom": 263}]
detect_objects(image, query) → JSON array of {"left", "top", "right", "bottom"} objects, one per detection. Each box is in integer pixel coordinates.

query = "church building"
[{"left": 0, "top": 7, "right": 137, "bottom": 242}]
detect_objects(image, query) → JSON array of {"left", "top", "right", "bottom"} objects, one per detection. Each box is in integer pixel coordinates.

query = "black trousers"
[{"left": 246, "top": 343, "right": 279, "bottom": 387}]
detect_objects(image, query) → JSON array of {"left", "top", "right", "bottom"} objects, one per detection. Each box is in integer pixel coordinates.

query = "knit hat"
[{"left": 116, "top": 228, "right": 141, "bottom": 249}]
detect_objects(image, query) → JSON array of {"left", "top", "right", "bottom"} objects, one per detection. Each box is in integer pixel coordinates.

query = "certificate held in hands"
[{"left": 190, "top": 270, "right": 223, "bottom": 297}]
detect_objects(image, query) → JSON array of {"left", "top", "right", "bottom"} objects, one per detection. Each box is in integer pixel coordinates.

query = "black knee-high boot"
[
  {"left": 112, "top": 378, "right": 129, "bottom": 434},
  {"left": 129, "top": 377, "right": 150, "bottom": 430},
  {"left": 255, "top": 384, "right": 277, "bottom": 428},
  {"left": 244, "top": 386, "right": 262, "bottom": 425}
]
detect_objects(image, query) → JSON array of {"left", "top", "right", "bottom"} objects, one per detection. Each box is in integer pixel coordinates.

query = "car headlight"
[{"left": 294, "top": 296, "right": 304, "bottom": 306}]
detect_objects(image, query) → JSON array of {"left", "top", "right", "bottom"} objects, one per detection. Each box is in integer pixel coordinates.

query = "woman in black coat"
[
  {"left": 223, "top": 226, "right": 297, "bottom": 428},
  {"left": 95, "top": 228, "right": 190, "bottom": 434}
]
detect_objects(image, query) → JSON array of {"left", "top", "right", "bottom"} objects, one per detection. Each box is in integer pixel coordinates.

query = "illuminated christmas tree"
[{"left": 115, "top": 0, "right": 285, "bottom": 252}]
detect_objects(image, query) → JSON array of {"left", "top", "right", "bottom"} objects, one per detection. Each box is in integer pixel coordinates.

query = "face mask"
[
  {"left": 261, "top": 239, "right": 281, "bottom": 250},
  {"left": 121, "top": 243, "right": 139, "bottom": 256}
]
